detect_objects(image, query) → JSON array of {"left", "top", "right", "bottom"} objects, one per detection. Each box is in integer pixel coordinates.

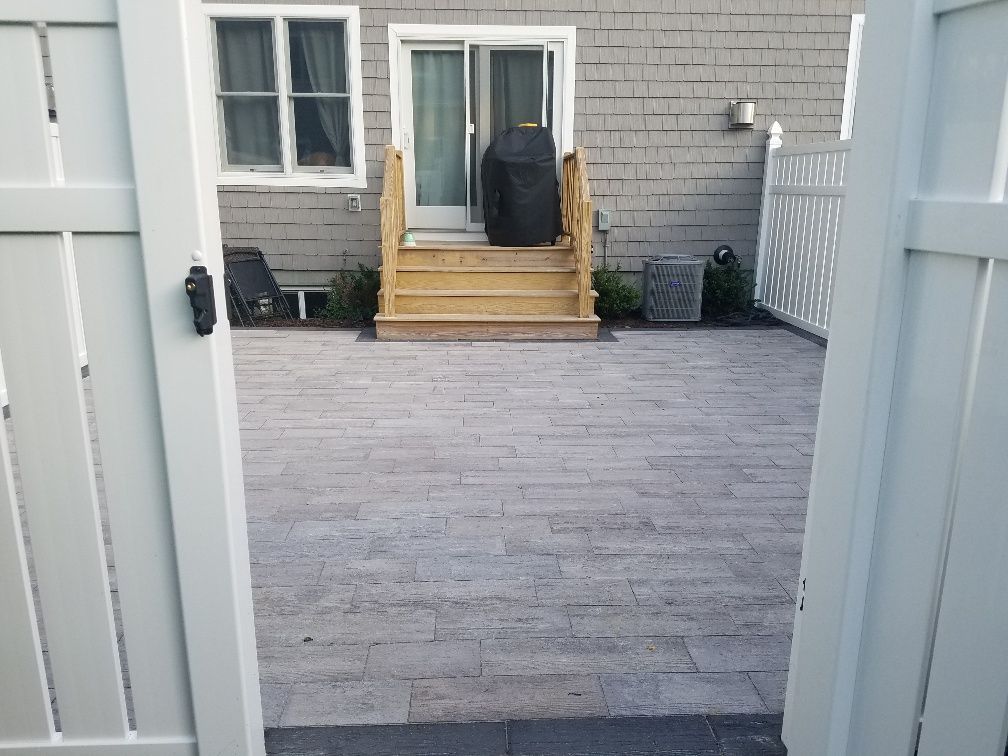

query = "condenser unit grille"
[{"left": 642, "top": 255, "right": 704, "bottom": 321}]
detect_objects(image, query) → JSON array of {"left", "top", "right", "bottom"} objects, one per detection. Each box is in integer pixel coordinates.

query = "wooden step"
[
  {"left": 395, "top": 268, "right": 578, "bottom": 291},
  {"left": 389, "top": 289, "right": 579, "bottom": 316},
  {"left": 375, "top": 313, "right": 600, "bottom": 341},
  {"left": 397, "top": 245, "right": 575, "bottom": 268}
]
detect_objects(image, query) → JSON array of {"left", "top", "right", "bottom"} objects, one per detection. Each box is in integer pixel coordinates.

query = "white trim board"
[
  {"left": 387, "top": 24, "right": 577, "bottom": 162},
  {"left": 202, "top": 4, "right": 367, "bottom": 189},
  {"left": 840, "top": 14, "right": 865, "bottom": 140}
]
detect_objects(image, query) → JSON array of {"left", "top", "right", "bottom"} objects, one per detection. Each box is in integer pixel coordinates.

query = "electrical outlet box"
[
  {"left": 597, "top": 209, "right": 611, "bottom": 231},
  {"left": 347, "top": 194, "right": 362, "bottom": 212}
]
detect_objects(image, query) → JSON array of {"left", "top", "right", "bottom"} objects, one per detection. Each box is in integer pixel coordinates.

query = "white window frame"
[
  {"left": 840, "top": 13, "right": 865, "bottom": 140},
  {"left": 203, "top": 4, "right": 367, "bottom": 188}
]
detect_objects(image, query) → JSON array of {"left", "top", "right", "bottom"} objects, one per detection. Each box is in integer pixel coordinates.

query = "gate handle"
[{"left": 184, "top": 266, "right": 217, "bottom": 337}]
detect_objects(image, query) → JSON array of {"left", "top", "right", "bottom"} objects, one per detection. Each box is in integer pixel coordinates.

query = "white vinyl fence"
[
  {"left": 0, "top": 123, "right": 85, "bottom": 409},
  {"left": 754, "top": 122, "right": 852, "bottom": 338}
]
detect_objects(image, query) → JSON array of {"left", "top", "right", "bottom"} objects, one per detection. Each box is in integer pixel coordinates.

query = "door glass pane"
[
  {"left": 292, "top": 97, "right": 351, "bottom": 168},
  {"left": 490, "top": 49, "right": 543, "bottom": 137},
  {"left": 215, "top": 19, "right": 276, "bottom": 93},
  {"left": 411, "top": 50, "right": 465, "bottom": 207},
  {"left": 288, "top": 20, "right": 347, "bottom": 94},
  {"left": 469, "top": 47, "right": 483, "bottom": 223}
]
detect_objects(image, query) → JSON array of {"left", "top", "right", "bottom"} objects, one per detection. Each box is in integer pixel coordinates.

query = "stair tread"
[
  {"left": 402, "top": 243, "right": 573, "bottom": 253},
  {"left": 395, "top": 288, "right": 579, "bottom": 297},
  {"left": 375, "top": 313, "right": 601, "bottom": 322},
  {"left": 395, "top": 266, "right": 577, "bottom": 273}
]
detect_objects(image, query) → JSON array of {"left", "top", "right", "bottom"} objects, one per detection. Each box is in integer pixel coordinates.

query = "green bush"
[
  {"left": 592, "top": 264, "right": 641, "bottom": 320},
  {"left": 320, "top": 264, "right": 380, "bottom": 321},
  {"left": 701, "top": 260, "right": 755, "bottom": 320}
]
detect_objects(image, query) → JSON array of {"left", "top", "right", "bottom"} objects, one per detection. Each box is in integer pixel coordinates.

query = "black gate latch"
[{"left": 185, "top": 266, "right": 217, "bottom": 337}]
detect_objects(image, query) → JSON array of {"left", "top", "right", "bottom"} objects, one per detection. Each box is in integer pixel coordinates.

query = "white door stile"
[{"left": 117, "top": 3, "right": 265, "bottom": 753}]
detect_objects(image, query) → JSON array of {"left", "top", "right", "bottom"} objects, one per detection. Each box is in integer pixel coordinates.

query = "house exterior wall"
[{"left": 208, "top": 0, "right": 865, "bottom": 288}]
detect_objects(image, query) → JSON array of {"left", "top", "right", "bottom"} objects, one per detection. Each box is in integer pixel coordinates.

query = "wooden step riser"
[
  {"left": 376, "top": 320, "right": 598, "bottom": 341},
  {"left": 396, "top": 271, "right": 578, "bottom": 291},
  {"left": 397, "top": 248, "right": 575, "bottom": 268},
  {"left": 392, "top": 295, "right": 578, "bottom": 316}
]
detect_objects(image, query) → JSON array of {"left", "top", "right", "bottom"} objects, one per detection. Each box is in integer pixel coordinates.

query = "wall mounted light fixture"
[{"left": 729, "top": 100, "right": 757, "bottom": 129}]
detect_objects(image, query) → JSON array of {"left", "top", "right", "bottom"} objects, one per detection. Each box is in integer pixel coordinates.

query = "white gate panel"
[
  {"left": 0, "top": 1, "right": 263, "bottom": 753},
  {"left": 754, "top": 130, "right": 851, "bottom": 338},
  {"left": 784, "top": 0, "right": 1008, "bottom": 754}
]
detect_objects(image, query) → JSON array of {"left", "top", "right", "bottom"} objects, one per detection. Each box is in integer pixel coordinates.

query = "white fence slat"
[
  {"left": 916, "top": 260, "right": 1008, "bottom": 756},
  {"left": 845, "top": 251, "right": 984, "bottom": 753},
  {"left": 46, "top": 25, "right": 134, "bottom": 185},
  {"left": 0, "top": 388, "right": 54, "bottom": 741},
  {"left": 0, "top": 26, "right": 55, "bottom": 185},
  {"left": 73, "top": 235, "right": 194, "bottom": 738},
  {"left": 0, "top": 236, "right": 128, "bottom": 739}
]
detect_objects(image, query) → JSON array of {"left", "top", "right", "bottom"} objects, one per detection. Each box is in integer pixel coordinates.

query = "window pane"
[
  {"left": 222, "top": 96, "right": 281, "bottom": 167},
  {"left": 288, "top": 21, "right": 347, "bottom": 94},
  {"left": 412, "top": 49, "right": 465, "bottom": 207},
  {"left": 292, "top": 97, "right": 351, "bottom": 168},
  {"left": 216, "top": 19, "right": 276, "bottom": 93}
]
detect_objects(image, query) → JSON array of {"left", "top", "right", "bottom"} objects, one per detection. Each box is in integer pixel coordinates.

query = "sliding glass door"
[{"left": 400, "top": 39, "right": 564, "bottom": 232}]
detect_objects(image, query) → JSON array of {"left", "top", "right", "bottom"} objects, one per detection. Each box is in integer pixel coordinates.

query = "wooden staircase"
[{"left": 374, "top": 147, "right": 599, "bottom": 341}]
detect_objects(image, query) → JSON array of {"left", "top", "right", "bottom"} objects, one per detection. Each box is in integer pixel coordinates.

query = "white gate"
[
  {"left": 784, "top": 0, "right": 1008, "bottom": 754},
  {"left": 754, "top": 125, "right": 852, "bottom": 338},
  {"left": 0, "top": 1, "right": 264, "bottom": 754}
]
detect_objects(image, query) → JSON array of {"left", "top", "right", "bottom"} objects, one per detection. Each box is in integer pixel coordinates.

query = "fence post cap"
[{"left": 767, "top": 121, "right": 783, "bottom": 148}]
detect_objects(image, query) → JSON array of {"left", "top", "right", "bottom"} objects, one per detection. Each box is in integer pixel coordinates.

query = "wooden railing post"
[
  {"left": 379, "top": 145, "right": 405, "bottom": 318},
  {"left": 561, "top": 148, "right": 594, "bottom": 319}
]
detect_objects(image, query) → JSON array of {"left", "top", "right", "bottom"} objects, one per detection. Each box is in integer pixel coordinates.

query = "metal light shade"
[{"left": 729, "top": 100, "right": 756, "bottom": 128}]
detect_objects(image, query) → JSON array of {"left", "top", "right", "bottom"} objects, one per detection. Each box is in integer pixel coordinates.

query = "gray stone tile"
[
  {"left": 364, "top": 641, "right": 480, "bottom": 679},
  {"left": 435, "top": 607, "right": 572, "bottom": 641},
  {"left": 252, "top": 585, "right": 356, "bottom": 615},
  {"left": 749, "top": 671, "right": 789, "bottom": 712},
  {"left": 409, "top": 675, "right": 608, "bottom": 722},
  {"left": 255, "top": 610, "right": 435, "bottom": 646},
  {"left": 251, "top": 561, "right": 323, "bottom": 587},
  {"left": 282, "top": 681, "right": 412, "bottom": 726},
  {"left": 355, "top": 579, "right": 536, "bottom": 608},
  {"left": 319, "top": 559, "right": 416, "bottom": 584},
  {"left": 260, "top": 683, "right": 291, "bottom": 728},
  {"left": 600, "top": 673, "right": 768, "bottom": 716},
  {"left": 258, "top": 644, "right": 368, "bottom": 683},
  {"left": 559, "top": 555, "right": 733, "bottom": 580},
  {"left": 684, "top": 635, "right": 792, "bottom": 673},
  {"left": 535, "top": 578, "right": 638, "bottom": 606},
  {"left": 569, "top": 607, "right": 738, "bottom": 638},
  {"left": 482, "top": 637, "right": 695, "bottom": 675},
  {"left": 416, "top": 555, "right": 559, "bottom": 581}
]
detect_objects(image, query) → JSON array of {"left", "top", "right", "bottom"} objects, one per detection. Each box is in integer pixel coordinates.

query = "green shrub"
[
  {"left": 592, "top": 264, "right": 641, "bottom": 320},
  {"left": 701, "top": 260, "right": 755, "bottom": 320},
  {"left": 320, "top": 264, "right": 380, "bottom": 321}
]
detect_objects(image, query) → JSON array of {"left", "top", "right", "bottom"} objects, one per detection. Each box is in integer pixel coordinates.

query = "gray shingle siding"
[{"left": 211, "top": 0, "right": 864, "bottom": 287}]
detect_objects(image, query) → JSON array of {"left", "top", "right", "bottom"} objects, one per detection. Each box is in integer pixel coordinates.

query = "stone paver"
[{"left": 232, "top": 327, "right": 825, "bottom": 725}]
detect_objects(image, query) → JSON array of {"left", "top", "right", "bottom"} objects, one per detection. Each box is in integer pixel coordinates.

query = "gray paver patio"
[{"left": 233, "top": 327, "right": 824, "bottom": 726}]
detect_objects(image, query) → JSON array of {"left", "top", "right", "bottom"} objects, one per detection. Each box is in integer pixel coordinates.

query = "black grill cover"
[{"left": 481, "top": 126, "right": 562, "bottom": 247}]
